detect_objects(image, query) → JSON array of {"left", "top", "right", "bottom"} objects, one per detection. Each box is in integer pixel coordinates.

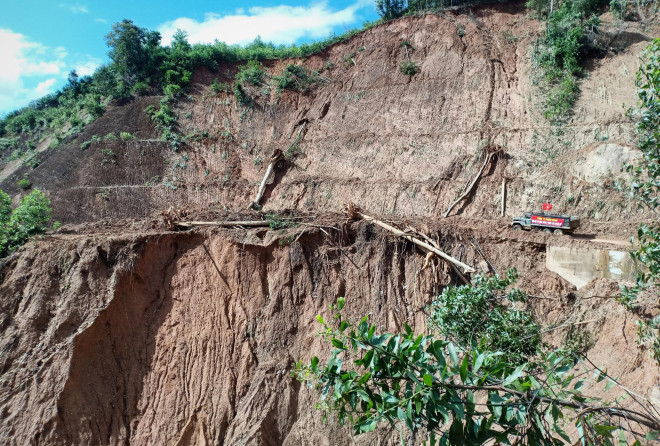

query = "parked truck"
[{"left": 511, "top": 212, "right": 580, "bottom": 235}]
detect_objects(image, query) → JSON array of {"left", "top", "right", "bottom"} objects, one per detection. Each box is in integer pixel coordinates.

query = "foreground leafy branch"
[
  {"left": 294, "top": 297, "right": 660, "bottom": 445},
  {"left": 622, "top": 38, "right": 660, "bottom": 364},
  {"left": 0, "top": 189, "right": 52, "bottom": 258}
]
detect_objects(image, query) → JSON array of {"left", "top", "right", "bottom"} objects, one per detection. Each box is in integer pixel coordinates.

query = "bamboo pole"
[
  {"left": 501, "top": 178, "right": 506, "bottom": 217},
  {"left": 357, "top": 211, "right": 475, "bottom": 274},
  {"left": 443, "top": 152, "right": 495, "bottom": 218}
]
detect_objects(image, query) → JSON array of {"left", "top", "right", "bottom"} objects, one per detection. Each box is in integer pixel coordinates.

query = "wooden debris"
[
  {"left": 501, "top": 178, "right": 506, "bottom": 217},
  {"left": 248, "top": 149, "right": 284, "bottom": 210},
  {"left": 347, "top": 204, "right": 475, "bottom": 274},
  {"left": 405, "top": 225, "right": 471, "bottom": 284},
  {"left": 470, "top": 236, "right": 497, "bottom": 275},
  {"left": 443, "top": 150, "right": 499, "bottom": 218},
  {"left": 175, "top": 220, "right": 270, "bottom": 228},
  {"left": 161, "top": 206, "right": 188, "bottom": 230}
]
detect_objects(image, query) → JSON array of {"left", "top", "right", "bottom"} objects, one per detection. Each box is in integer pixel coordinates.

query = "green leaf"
[
  {"left": 337, "top": 297, "right": 345, "bottom": 311},
  {"left": 448, "top": 343, "right": 459, "bottom": 366},
  {"left": 473, "top": 353, "right": 485, "bottom": 374},
  {"left": 646, "top": 431, "right": 660, "bottom": 441},
  {"left": 331, "top": 339, "right": 345, "bottom": 350},
  {"left": 383, "top": 392, "right": 399, "bottom": 404},
  {"left": 311, "top": 356, "right": 319, "bottom": 369},
  {"left": 316, "top": 315, "right": 324, "bottom": 325},
  {"left": 593, "top": 424, "right": 617, "bottom": 437},
  {"left": 423, "top": 373, "right": 433, "bottom": 387},
  {"left": 555, "top": 424, "right": 571, "bottom": 443},
  {"left": 355, "top": 389, "right": 370, "bottom": 402},
  {"left": 406, "top": 399, "right": 414, "bottom": 429},
  {"left": 502, "top": 363, "right": 526, "bottom": 386},
  {"left": 358, "top": 372, "right": 372, "bottom": 385},
  {"left": 460, "top": 354, "right": 469, "bottom": 383}
]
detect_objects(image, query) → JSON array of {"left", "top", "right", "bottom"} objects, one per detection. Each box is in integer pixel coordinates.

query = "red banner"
[{"left": 532, "top": 215, "right": 564, "bottom": 228}]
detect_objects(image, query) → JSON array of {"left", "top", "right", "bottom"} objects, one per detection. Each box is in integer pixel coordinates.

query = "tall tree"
[
  {"left": 376, "top": 0, "right": 408, "bottom": 19},
  {"left": 105, "top": 19, "right": 162, "bottom": 88}
]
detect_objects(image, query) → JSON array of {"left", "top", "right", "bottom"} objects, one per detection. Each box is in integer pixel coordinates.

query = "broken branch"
[
  {"left": 249, "top": 149, "right": 284, "bottom": 210},
  {"left": 352, "top": 208, "right": 475, "bottom": 274},
  {"left": 443, "top": 151, "right": 497, "bottom": 218}
]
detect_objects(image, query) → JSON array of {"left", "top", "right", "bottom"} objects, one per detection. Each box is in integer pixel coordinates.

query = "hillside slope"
[{"left": 0, "top": 4, "right": 654, "bottom": 224}]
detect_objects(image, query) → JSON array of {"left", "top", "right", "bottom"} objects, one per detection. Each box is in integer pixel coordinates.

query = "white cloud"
[
  {"left": 59, "top": 3, "right": 89, "bottom": 14},
  {"left": 0, "top": 29, "right": 82, "bottom": 114},
  {"left": 74, "top": 58, "right": 102, "bottom": 77},
  {"left": 35, "top": 78, "right": 57, "bottom": 95},
  {"left": 158, "top": 0, "right": 374, "bottom": 46},
  {"left": 94, "top": 18, "right": 107, "bottom": 23}
]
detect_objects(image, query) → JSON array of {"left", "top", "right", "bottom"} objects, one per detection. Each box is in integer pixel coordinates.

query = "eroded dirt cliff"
[{"left": 0, "top": 220, "right": 657, "bottom": 445}]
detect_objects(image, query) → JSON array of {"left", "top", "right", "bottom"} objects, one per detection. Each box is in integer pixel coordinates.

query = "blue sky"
[{"left": 0, "top": 0, "right": 378, "bottom": 115}]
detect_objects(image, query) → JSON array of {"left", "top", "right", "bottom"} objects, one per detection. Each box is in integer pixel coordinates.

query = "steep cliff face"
[
  {"left": 0, "top": 4, "right": 655, "bottom": 223},
  {"left": 0, "top": 223, "right": 657, "bottom": 445}
]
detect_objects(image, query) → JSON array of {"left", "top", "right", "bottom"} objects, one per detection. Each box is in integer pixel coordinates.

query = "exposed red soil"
[{"left": 0, "top": 3, "right": 659, "bottom": 445}]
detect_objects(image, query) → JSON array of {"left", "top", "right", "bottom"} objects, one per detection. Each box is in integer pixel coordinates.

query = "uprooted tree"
[{"left": 293, "top": 273, "right": 660, "bottom": 445}]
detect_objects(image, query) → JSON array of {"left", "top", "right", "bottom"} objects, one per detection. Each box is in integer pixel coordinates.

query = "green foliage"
[
  {"left": 285, "top": 143, "right": 302, "bottom": 160},
  {"left": 210, "top": 79, "right": 230, "bottom": 94},
  {"left": 0, "top": 190, "right": 11, "bottom": 224},
  {"left": 0, "top": 137, "right": 20, "bottom": 153},
  {"left": 1, "top": 18, "right": 388, "bottom": 147},
  {"left": 376, "top": 0, "right": 407, "bottom": 19},
  {"left": 17, "top": 178, "right": 31, "bottom": 190},
  {"left": 131, "top": 81, "right": 150, "bottom": 96},
  {"left": 233, "top": 82, "right": 251, "bottom": 106},
  {"left": 275, "top": 64, "right": 322, "bottom": 93},
  {"left": 399, "top": 61, "right": 418, "bottom": 75},
  {"left": 609, "top": 0, "right": 657, "bottom": 19},
  {"left": 119, "top": 131, "right": 135, "bottom": 141},
  {"left": 105, "top": 19, "right": 163, "bottom": 90},
  {"left": 236, "top": 60, "right": 266, "bottom": 86},
  {"left": 266, "top": 213, "right": 292, "bottom": 230},
  {"left": 530, "top": 0, "right": 602, "bottom": 123},
  {"left": 294, "top": 300, "right": 660, "bottom": 444},
  {"left": 428, "top": 270, "right": 541, "bottom": 365},
  {"left": 621, "top": 39, "right": 660, "bottom": 364},
  {"left": 0, "top": 189, "right": 52, "bottom": 257},
  {"left": 145, "top": 97, "right": 181, "bottom": 149},
  {"left": 376, "top": 0, "right": 500, "bottom": 20}
]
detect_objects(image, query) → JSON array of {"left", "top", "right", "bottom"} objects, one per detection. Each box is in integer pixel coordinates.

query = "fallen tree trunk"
[
  {"left": 443, "top": 151, "right": 497, "bottom": 218},
  {"left": 176, "top": 221, "right": 270, "bottom": 228},
  {"left": 249, "top": 149, "right": 284, "bottom": 210},
  {"left": 355, "top": 210, "right": 475, "bottom": 274}
]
